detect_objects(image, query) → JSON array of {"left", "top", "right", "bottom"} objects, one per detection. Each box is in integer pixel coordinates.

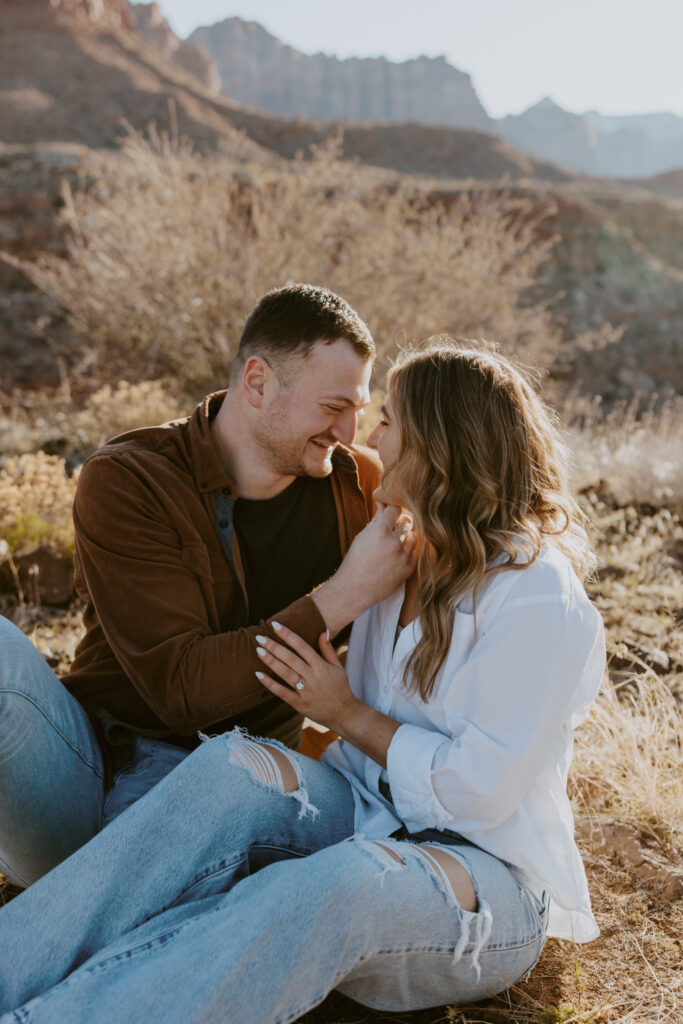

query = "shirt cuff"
[{"left": 386, "top": 723, "right": 451, "bottom": 831}]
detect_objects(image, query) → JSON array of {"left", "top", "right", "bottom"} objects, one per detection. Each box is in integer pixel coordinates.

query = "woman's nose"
[{"left": 366, "top": 425, "right": 379, "bottom": 448}]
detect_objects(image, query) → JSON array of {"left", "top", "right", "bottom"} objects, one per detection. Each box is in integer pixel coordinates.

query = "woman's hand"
[{"left": 254, "top": 622, "right": 359, "bottom": 732}]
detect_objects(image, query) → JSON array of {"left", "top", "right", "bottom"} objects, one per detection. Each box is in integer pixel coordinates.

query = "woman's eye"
[{"left": 378, "top": 419, "right": 389, "bottom": 427}]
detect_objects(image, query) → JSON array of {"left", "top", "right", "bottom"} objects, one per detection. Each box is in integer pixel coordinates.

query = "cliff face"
[
  {"left": 128, "top": 3, "right": 221, "bottom": 94},
  {"left": 499, "top": 99, "right": 683, "bottom": 178},
  {"left": 498, "top": 98, "right": 600, "bottom": 175},
  {"left": 189, "top": 18, "right": 493, "bottom": 131}
]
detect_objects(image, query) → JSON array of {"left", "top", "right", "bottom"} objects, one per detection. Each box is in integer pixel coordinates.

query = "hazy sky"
[{"left": 156, "top": 0, "right": 683, "bottom": 119}]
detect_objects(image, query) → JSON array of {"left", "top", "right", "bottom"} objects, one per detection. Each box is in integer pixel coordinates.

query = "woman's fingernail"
[
  {"left": 326, "top": 628, "right": 330, "bottom": 642},
  {"left": 256, "top": 647, "right": 266, "bottom": 657},
  {"left": 255, "top": 635, "right": 268, "bottom": 644},
  {"left": 272, "top": 621, "right": 283, "bottom": 631},
  {"left": 255, "top": 671, "right": 265, "bottom": 681}
]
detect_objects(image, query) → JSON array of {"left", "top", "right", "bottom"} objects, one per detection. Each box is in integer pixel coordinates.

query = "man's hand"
[{"left": 311, "top": 505, "right": 417, "bottom": 637}]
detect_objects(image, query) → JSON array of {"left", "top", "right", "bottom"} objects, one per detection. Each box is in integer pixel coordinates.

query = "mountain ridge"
[{"left": 183, "top": 12, "right": 683, "bottom": 179}]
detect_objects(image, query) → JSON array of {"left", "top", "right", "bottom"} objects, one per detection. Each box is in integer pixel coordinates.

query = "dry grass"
[{"left": 564, "top": 395, "right": 683, "bottom": 508}]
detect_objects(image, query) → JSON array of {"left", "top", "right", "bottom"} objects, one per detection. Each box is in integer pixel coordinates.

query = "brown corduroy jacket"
[{"left": 62, "top": 393, "right": 381, "bottom": 754}]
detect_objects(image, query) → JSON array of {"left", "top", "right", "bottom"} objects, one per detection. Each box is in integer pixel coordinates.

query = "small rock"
[{"left": 577, "top": 818, "right": 683, "bottom": 901}]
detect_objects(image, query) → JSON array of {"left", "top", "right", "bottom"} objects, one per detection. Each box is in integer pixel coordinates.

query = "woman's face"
[{"left": 366, "top": 396, "right": 403, "bottom": 506}]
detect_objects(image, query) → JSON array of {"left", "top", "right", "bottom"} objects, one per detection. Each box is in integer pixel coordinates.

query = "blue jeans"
[
  {"left": 0, "top": 731, "right": 547, "bottom": 1023},
  {"left": 0, "top": 615, "right": 188, "bottom": 887}
]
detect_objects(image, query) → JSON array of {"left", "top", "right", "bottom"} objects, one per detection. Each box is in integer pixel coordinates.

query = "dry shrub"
[
  {"left": 0, "top": 379, "right": 184, "bottom": 458},
  {"left": 73, "top": 379, "right": 184, "bottom": 449},
  {"left": 17, "top": 132, "right": 560, "bottom": 395},
  {"left": 563, "top": 394, "right": 683, "bottom": 508},
  {"left": 0, "top": 452, "right": 76, "bottom": 556}
]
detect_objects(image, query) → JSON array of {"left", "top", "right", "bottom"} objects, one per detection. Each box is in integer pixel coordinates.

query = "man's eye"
[{"left": 325, "top": 405, "right": 345, "bottom": 413}]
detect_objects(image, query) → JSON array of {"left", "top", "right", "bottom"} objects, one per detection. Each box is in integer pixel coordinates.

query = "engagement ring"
[{"left": 295, "top": 679, "right": 305, "bottom": 691}]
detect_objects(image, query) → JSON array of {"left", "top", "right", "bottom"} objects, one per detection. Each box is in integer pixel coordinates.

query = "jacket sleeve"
[
  {"left": 385, "top": 594, "right": 605, "bottom": 832},
  {"left": 72, "top": 455, "right": 328, "bottom": 734}
]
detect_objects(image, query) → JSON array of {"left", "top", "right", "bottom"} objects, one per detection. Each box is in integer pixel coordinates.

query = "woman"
[{"left": 0, "top": 341, "right": 604, "bottom": 1024}]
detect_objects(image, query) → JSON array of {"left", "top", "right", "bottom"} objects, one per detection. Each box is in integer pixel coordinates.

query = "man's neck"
[{"left": 210, "top": 391, "right": 295, "bottom": 500}]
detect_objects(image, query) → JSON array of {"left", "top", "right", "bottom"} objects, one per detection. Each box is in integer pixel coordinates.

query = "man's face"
[{"left": 254, "top": 339, "right": 372, "bottom": 478}]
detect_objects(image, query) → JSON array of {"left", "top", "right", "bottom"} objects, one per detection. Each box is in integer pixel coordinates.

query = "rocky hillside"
[
  {"left": 0, "top": 0, "right": 274, "bottom": 154},
  {"left": 190, "top": 17, "right": 492, "bottom": 132}
]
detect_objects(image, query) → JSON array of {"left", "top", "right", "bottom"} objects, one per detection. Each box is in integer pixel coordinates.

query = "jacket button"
[
  {"left": 200, "top": 481, "right": 208, "bottom": 489},
  {"left": 219, "top": 519, "right": 229, "bottom": 529}
]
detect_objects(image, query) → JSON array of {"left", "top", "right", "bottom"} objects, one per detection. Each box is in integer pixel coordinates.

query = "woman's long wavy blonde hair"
[{"left": 384, "top": 339, "right": 595, "bottom": 702}]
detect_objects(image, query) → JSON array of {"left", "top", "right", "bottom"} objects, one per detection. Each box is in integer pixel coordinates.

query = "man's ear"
[{"left": 242, "top": 356, "right": 272, "bottom": 409}]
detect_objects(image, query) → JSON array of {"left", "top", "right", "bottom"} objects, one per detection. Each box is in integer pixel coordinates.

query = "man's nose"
[{"left": 331, "top": 409, "right": 358, "bottom": 445}]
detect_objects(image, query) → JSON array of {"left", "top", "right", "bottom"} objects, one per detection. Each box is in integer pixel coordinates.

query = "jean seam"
[
  {"left": 79, "top": 924, "right": 192, "bottom": 976},
  {"left": 0, "top": 688, "right": 104, "bottom": 780},
  {"left": 170, "top": 844, "right": 309, "bottom": 907}
]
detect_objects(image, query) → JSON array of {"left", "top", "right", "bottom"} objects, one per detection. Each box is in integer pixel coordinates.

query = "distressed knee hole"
[
  {"left": 370, "top": 842, "right": 405, "bottom": 866},
  {"left": 414, "top": 845, "right": 478, "bottom": 913},
  {"left": 228, "top": 738, "right": 298, "bottom": 793},
  {"left": 222, "top": 731, "right": 319, "bottom": 819}
]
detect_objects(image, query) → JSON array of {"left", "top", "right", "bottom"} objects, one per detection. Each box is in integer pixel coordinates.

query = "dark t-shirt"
[{"left": 233, "top": 476, "right": 341, "bottom": 626}]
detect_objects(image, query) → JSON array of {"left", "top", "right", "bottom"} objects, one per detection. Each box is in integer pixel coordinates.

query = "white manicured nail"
[
  {"left": 272, "top": 621, "right": 283, "bottom": 631},
  {"left": 255, "top": 635, "right": 268, "bottom": 644},
  {"left": 255, "top": 671, "right": 265, "bottom": 680},
  {"left": 256, "top": 647, "right": 266, "bottom": 657}
]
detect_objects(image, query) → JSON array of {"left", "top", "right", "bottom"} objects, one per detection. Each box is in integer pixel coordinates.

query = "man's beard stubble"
[{"left": 252, "top": 406, "right": 334, "bottom": 480}]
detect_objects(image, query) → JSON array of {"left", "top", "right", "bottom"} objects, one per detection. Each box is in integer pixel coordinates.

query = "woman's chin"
[
  {"left": 373, "top": 485, "right": 390, "bottom": 507},
  {"left": 374, "top": 484, "right": 413, "bottom": 515}
]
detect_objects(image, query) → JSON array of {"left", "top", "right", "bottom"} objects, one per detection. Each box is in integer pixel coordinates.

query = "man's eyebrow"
[{"left": 321, "top": 394, "right": 369, "bottom": 408}]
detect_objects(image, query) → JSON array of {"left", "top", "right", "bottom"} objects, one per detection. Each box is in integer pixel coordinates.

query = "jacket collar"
[{"left": 188, "top": 392, "right": 236, "bottom": 497}]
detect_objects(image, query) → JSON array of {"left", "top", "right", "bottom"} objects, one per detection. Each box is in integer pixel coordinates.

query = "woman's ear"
[{"left": 242, "top": 356, "right": 272, "bottom": 409}]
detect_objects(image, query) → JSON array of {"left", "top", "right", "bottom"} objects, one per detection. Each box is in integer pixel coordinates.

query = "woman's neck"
[{"left": 398, "top": 571, "right": 420, "bottom": 628}]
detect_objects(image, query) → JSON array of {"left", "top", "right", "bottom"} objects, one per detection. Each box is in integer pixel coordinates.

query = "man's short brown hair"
[{"left": 234, "top": 284, "right": 375, "bottom": 373}]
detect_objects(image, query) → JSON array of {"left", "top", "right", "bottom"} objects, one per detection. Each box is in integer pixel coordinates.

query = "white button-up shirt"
[{"left": 322, "top": 543, "right": 605, "bottom": 942}]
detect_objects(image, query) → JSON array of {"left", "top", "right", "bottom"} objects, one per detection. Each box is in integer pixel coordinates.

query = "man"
[{"left": 0, "top": 284, "right": 415, "bottom": 887}]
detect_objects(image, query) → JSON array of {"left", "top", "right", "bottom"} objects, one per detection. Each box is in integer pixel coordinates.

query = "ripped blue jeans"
[{"left": 0, "top": 731, "right": 547, "bottom": 1024}]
